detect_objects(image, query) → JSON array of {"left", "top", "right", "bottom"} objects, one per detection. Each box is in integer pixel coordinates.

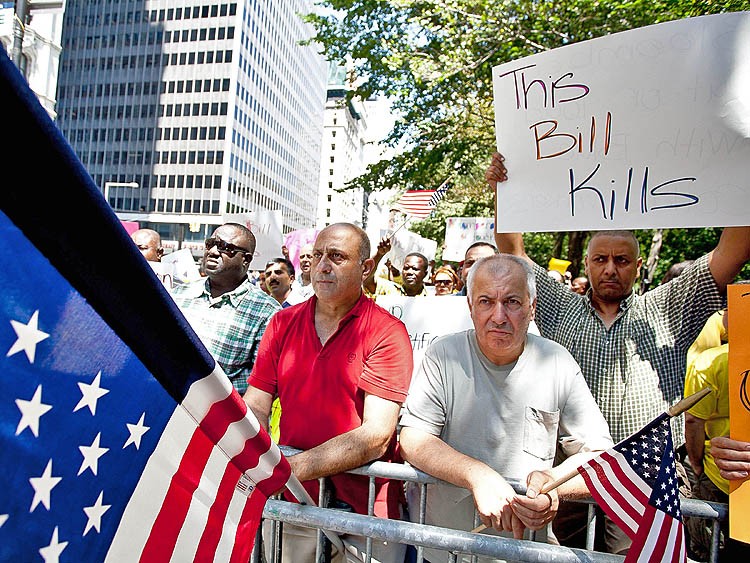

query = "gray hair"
[{"left": 466, "top": 254, "right": 537, "bottom": 302}]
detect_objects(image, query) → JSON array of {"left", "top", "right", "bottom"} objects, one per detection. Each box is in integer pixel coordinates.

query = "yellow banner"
[{"left": 727, "top": 285, "right": 750, "bottom": 542}]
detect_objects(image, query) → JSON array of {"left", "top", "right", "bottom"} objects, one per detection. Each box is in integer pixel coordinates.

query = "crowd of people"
[{"left": 126, "top": 153, "right": 750, "bottom": 562}]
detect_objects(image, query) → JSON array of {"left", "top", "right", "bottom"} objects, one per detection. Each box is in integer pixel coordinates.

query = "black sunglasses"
[{"left": 205, "top": 237, "right": 250, "bottom": 257}]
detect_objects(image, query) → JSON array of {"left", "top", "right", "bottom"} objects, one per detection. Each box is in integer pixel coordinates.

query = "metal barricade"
[{"left": 254, "top": 450, "right": 728, "bottom": 563}]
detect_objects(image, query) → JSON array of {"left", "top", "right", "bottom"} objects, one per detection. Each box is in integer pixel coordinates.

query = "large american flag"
[
  {"left": 578, "top": 412, "right": 686, "bottom": 563},
  {"left": 0, "top": 47, "right": 290, "bottom": 561},
  {"left": 392, "top": 178, "right": 451, "bottom": 219}
]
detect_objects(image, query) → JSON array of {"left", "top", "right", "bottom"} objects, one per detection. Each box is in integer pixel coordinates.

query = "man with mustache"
[
  {"left": 244, "top": 222, "right": 413, "bottom": 563},
  {"left": 264, "top": 257, "right": 296, "bottom": 308},
  {"left": 170, "top": 222, "right": 280, "bottom": 394}
]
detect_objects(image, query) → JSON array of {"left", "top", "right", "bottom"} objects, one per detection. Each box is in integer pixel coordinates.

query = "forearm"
[
  {"left": 709, "top": 226, "right": 750, "bottom": 290},
  {"left": 289, "top": 425, "right": 392, "bottom": 482},
  {"left": 685, "top": 414, "right": 707, "bottom": 475},
  {"left": 494, "top": 232, "right": 527, "bottom": 258},
  {"left": 400, "top": 428, "right": 503, "bottom": 491}
]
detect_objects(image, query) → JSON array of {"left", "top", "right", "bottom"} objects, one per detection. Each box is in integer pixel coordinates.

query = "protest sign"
[
  {"left": 727, "top": 284, "right": 750, "bottom": 543},
  {"left": 443, "top": 217, "right": 496, "bottom": 262},
  {"left": 387, "top": 229, "right": 438, "bottom": 270},
  {"left": 375, "top": 296, "right": 473, "bottom": 373},
  {"left": 492, "top": 12, "right": 750, "bottom": 232},
  {"left": 161, "top": 248, "right": 201, "bottom": 286},
  {"left": 223, "top": 211, "right": 284, "bottom": 267},
  {"left": 284, "top": 228, "right": 319, "bottom": 272}
]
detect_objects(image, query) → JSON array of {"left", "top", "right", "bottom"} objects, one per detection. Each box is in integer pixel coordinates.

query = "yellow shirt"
[
  {"left": 684, "top": 343, "right": 730, "bottom": 494},
  {"left": 686, "top": 310, "right": 726, "bottom": 367}
]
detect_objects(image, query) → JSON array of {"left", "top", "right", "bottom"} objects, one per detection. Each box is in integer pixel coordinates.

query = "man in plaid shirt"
[
  {"left": 486, "top": 152, "right": 750, "bottom": 554},
  {"left": 171, "top": 222, "right": 281, "bottom": 394}
]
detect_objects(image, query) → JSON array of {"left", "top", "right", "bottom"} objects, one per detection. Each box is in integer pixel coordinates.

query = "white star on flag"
[
  {"left": 73, "top": 371, "right": 109, "bottom": 415},
  {"left": 123, "top": 412, "right": 150, "bottom": 450},
  {"left": 15, "top": 384, "right": 52, "bottom": 437},
  {"left": 83, "top": 492, "right": 111, "bottom": 535},
  {"left": 78, "top": 432, "right": 109, "bottom": 476},
  {"left": 6, "top": 310, "right": 49, "bottom": 363},
  {"left": 0, "top": 514, "right": 7, "bottom": 527},
  {"left": 39, "top": 526, "right": 67, "bottom": 563},
  {"left": 29, "top": 459, "right": 61, "bottom": 512}
]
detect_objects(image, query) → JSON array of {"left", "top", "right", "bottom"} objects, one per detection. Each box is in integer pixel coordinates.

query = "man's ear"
[
  {"left": 361, "top": 257, "right": 375, "bottom": 279},
  {"left": 636, "top": 256, "right": 643, "bottom": 278},
  {"left": 583, "top": 255, "right": 590, "bottom": 277}
]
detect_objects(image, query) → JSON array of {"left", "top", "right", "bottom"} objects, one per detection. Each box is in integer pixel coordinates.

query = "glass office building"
[{"left": 56, "top": 0, "right": 326, "bottom": 244}]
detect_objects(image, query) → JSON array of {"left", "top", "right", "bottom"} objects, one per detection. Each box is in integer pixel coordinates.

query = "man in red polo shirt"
[{"left": 244, "top": 222, "right": 413, "bottom": 563}]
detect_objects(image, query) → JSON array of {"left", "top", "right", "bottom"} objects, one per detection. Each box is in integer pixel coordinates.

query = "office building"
[
  {"left": 56, "top": 0, "right": 327, "bottom": 249},
  {"left": 317, "top": 63, "right": 397, "bottom": 230},
  {"left": 1, "top": 1, "right": 65, "bottom": 117}
]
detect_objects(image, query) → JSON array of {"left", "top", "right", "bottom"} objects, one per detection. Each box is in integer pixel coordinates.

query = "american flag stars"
[{"left": 3, "top": 308, "right": 155, "bottom": 558}]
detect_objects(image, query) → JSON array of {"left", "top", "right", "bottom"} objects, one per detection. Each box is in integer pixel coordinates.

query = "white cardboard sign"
[
  {"left": 223, "top": 211, "right": 284, "bottom": 269},
  {"left": 375, "top": 296, "right": 473, "bottom": 375},
  {"left": 442, "top": 217, "right": 497, "bottom": 262},
  {"left": 492, "top": 12, "right": 750, "bottom": 232}
]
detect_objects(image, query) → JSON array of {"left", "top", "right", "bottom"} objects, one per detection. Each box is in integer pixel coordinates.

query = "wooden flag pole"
[{"left": 471, "top": 387, "right": 712, "bottom": 534}]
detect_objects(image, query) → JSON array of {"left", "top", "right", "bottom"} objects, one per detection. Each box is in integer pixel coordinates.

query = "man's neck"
[
  {"left": 403, "top": 284, "right": 423, "bottom": 296},
  {"left": 301, "top": 272, "right": 311, "bottom": 286},
  {"left": 274, "top": 289, "right": 291, "bottom": 305},
  {"left": 314, "top": 293, "right": 361, "bottom": 344},
  {"left": 208, "top": 277, "right": 243, "bottom": 298},
  {"left": 590, "top": 295, "right": 622, "bottom": 328}
]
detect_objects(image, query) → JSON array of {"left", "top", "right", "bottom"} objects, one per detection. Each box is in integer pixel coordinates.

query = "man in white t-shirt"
[{"left": 399, "top": 254, "right": 613, "bottom": 562}]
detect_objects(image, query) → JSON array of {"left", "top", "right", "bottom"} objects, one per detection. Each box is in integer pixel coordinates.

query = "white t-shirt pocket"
[{"left": 522, "top": 406, "right": 560, "bottom": 461}]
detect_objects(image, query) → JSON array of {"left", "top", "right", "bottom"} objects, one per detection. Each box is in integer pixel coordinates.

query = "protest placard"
[
  {"left": 442, "top": 217, "right": 496, "bottom": 262},
  {"left": 492, "top": 12, "right": 750, "bottom": 232},
  {"left": 223, "top": 211, "right": 284, "bottom": 267},
  {"left": 375, "top": 296, "right": 473, "bottom": 374},
  {"left": 386, "top": 228, "right": 438, "bottom": 270}
]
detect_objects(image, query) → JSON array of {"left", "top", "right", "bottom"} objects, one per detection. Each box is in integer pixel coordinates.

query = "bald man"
[
  {"left": 244, "top": 223, "right": 413, "bottom": 563},
  {"left": 131, "top": 228, "right": 163, "bottom": 262}
]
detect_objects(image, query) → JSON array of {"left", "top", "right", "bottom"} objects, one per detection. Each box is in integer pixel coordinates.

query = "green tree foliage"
[{"left": 305, "top": 1, "right": 750, "bottom": 271}]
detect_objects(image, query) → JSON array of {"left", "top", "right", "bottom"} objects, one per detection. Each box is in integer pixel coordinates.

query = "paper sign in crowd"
[{"left": 492, "top": 12, "right": 750, "bottom": 233}]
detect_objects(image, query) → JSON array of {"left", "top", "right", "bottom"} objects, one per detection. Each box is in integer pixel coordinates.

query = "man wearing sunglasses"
[{"left": 170, "top": 222, "right": 281, "bottom": 394}]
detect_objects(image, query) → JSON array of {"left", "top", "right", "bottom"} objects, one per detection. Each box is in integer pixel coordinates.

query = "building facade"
[
  {"left": 56, "top": 0, "right": 326, "bottom": 246},
  {"left": 316, "top": 62, "right": 401, "bottom": 231},
  {"left": 1, "top": 1, "right": 66, "bottom": 118}
]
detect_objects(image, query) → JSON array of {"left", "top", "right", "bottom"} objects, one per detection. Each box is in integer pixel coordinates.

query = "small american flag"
[
  {"left": 0, "top": 47, "right": 290, "bottom": 561},
  {"left": 579, "top": 412, "right": 686, "bottom": 563},
  {"left": 393, "top": 179, "right": 451, "bottom": 219}
]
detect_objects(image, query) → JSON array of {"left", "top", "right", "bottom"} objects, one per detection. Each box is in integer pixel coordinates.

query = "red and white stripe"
[
  {"left": 627, "top": 505, "right": 685, "bottom": 563},
  {"left": 579, "top": 449, "right": 651, "bottom": 538},
  {"left": 106, "top": 365, "right": 290, "bottom": 563},
  {"left": 392, "top": 190, "right": 437, "bottom": 219}
]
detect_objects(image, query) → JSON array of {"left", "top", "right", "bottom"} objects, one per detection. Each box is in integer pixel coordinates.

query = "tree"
[{"left": 305, "top": 1, "right": 750, "bottom": 267}]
